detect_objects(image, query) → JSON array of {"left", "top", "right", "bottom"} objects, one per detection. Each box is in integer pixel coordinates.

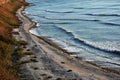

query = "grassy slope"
[{"left": 0, "top": 0, "right": 28, "bottom": 80}]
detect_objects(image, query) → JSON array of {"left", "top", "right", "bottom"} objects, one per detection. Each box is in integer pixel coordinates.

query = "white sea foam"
[
  {"left": 85, "top": 41, "right": 120, "bottom": 52},
  {"left": 29, "top": 29, "right": 39, "bottom": 36},
  {"left": 50, "top": 38, "right": 81, "bottom": 53},
  {"left": 36, "top": 23, "right": 40, "bottom": 27},
  {"left": 24, "top": 11, "right": 29, "bottom": 14}
]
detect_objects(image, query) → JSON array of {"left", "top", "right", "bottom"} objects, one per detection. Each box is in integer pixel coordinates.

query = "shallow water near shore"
[{"left": 26, "top": 0, "right": 120, "bottom": 68}]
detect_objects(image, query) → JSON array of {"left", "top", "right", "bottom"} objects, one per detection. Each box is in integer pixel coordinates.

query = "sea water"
[{"left": 25, "top": 0, "right": 120, "bottom": 68}]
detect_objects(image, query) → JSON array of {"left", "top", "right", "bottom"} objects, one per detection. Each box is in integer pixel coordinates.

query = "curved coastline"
[{"left": 17, "top": 3, "right": 120, "bottom": 80}]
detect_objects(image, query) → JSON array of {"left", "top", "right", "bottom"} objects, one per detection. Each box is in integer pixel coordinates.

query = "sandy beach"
[{"left": 15, "top": 5, "right": 120, "bottom": 80}]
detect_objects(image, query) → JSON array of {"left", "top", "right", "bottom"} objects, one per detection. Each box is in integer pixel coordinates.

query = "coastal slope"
[{"left": 0, "top": 0, "right": 27, "bottom": 80}]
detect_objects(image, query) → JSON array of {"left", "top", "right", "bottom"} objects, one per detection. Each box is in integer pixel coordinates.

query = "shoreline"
[
  {"left": 31, "top": 31, "right": 120, "bottom": 75},
  {"left": 16, "top": 3, "right": 120, "bottom": 80}
]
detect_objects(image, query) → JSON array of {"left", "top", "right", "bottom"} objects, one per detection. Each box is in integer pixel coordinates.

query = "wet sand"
[{"left": 16, "top": 5, "right": 120, "bottom": 80}]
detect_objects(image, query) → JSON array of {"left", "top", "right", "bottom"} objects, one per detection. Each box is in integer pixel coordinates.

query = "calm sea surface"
[{"left": 25, "top": 0, "right": 120, "bottom": 67}]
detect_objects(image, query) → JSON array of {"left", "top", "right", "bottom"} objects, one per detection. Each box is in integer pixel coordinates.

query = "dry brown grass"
[
  {"left": 0, "top": 65, "right": 18, "bottom": 80},
  {"left": 0, "top": 0, "right": 28, "bottom": 80}
]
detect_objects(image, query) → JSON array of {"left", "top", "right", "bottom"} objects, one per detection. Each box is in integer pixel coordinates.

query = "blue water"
[{"left": 26, "top": 0, "right": 120, "bottom": 67}]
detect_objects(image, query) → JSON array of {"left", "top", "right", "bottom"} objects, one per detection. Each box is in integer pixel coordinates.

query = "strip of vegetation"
[{"left": 0, "top": 0, "right": 29, "bottom": 80}]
